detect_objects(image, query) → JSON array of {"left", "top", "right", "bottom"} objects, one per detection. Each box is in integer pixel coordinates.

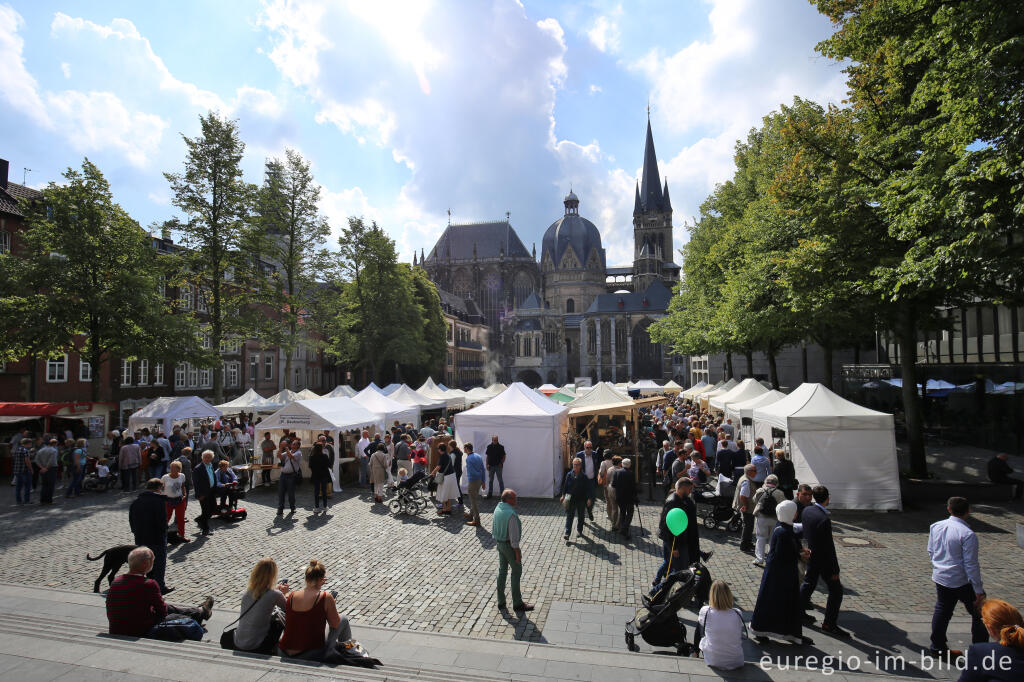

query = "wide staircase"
[{"left": 0, "top": 583, "right": 929, "bottom": 681}]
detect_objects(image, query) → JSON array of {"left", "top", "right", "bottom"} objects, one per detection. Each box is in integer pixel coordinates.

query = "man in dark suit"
[
  {"left": 611, "top": 458, "right": 637, "bottom": 539},
  {"left": 799, "top": 485, "right": 848, "bottom": 637},
  {"left": 129, "top": 478, "right": 171, "bottom": 594},
  {"left": 192, "top": 450, "right": 217, "bottom": 537}
]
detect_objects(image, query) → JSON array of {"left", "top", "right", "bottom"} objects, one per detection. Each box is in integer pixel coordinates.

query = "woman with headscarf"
[{"left": 750, "top": 499, "right": 813, "bottom": 645}]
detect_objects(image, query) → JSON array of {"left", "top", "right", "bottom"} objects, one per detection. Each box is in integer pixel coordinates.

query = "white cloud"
[
  {"left": 585, "top": 8, "right": 622, "bottom": 54},
  {"left": 0, "top": 5, "right": 47, "bottom": 122},
  {"left": 45, "top": 90, "right": 166, "bottom": 166},
  {"left": 588, "top": 84, "right": 602, "bottom": 95},
  {"left": 314, "top": 98, "right": 396, "bottom": 146},
  {"left": 60, "top": 61, "right": 70, "bottom": 78}
]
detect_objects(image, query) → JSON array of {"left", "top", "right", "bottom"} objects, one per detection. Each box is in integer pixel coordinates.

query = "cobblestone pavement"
[{"left": 0, "top": 480, "right": 1021, "bottom": 650}]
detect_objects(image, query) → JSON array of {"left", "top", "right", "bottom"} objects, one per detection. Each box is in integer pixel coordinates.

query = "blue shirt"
[
  {"left": 750, "top": 454, "right": 771, "bottom": 483},
  {"left": 465, "top": 452, "right": 485, "bottom": 483},
  {"left": 204, "top": 463, "right": 215, "bottom": 488},
  {"left": 928, "top": 516, "right": 983, "bottom": 592}
]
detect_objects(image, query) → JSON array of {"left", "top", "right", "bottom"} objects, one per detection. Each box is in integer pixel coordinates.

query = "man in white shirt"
[
  {"left": 276, "top": 440, "right": 303, "bottom": 516},
  {"left": 927, "top": 496, "right": 987, "bottom": 658},
  {"left": 356, "top": 430, "right": 371, "bottom": 488},
  {"left": 575, "top": 441, "right": 600, "bottom": 521}
]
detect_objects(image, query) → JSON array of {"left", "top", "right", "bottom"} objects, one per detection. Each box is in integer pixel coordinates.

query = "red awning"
[{"left": 0, "top": 402, "right": 111, "bottom": 416}]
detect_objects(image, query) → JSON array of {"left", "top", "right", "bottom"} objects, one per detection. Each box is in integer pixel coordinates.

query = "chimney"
[{"left": 0, "top": 159, "right": 8, "bottom": 190}]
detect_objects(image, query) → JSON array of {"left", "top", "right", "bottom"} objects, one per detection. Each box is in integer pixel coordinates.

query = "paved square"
[{"left": 0, "top": 481, "right": 1021, "bottom": 655}]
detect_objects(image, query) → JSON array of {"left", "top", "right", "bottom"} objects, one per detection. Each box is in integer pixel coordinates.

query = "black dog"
[{"left": 87, "top": 544, "right": 137, "bottom": 592}]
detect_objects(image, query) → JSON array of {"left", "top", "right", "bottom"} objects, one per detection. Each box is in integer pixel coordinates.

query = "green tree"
[
  {"left": 164, "top": 112, "right": 258, "bottom": 403},
  {"left": 254, "top": 149, "right": 331, "bottom": 388},
  {"left": 0, "top": 159, "right": 202, "bottom": 400},
  {"left": 403, "top": 265, "right": 447, "bottom": 386}
]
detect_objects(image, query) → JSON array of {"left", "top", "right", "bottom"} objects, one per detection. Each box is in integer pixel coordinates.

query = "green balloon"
[{"left": 666, "top": 507, "right": 689, "bottom": 536}]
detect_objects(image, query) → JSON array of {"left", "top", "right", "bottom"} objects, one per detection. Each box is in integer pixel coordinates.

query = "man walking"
[
  {"left": 799, "top": 485, "right": 847, "bottom": 636},
  {"left": 119, "top": 437, "right": 141, "bottom": 491},
  {"left": 575, "top": 440, "right": 601, "bottom": 521},
  {"left": 192, "top": 450, "right": 216, "bottom": 536},
  {"left": 485, "top": 435, "right": 506, "bottom": 498},
  {"left": 927, "top": 496, "right": 987, "bottom": 658},
  {"left": 463, "top": 443, "right": 486, "bottom": 526},
  {"left": 611, "top": 458, "right": 637, "bottom": 540},
  {"left": 13, "top": 438, "right": 34, "bottom": 505},
  {"left": 654, "top": 478, "right": 698, "bottom": 585},
  {"left": 34, "top": 438, "right": 60, "bottom": 505},
  {"left": 259, "top": 433, "right": 276, "bottom": 486},
  {"left": 492, "top": 489, "right": 533, "bottom": 613},
  {"left": 733, "top": 464, "right": 757, "bottom": 554},
  {"left": 277, "top": 440, "right": 302, "bottom": 515},
  {"left": 129, "top": 478, "right": 172, "bottom": 594},
  {"left": 356, "top": 430, "right": 371, "bottom": 488}
]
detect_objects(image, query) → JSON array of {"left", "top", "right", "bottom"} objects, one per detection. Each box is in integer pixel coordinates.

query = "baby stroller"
[
  {"left": 625, "top": 560, "right": 712, "bottom": 655},
  {"left": 389, "top": 471, "right": 430, "bottom": 515},
  {"left": 210, "top": 481, "right": 247, "bottom": 521},
  {"left": 694, "top": 478, "right": 741, "bottom": 531}
]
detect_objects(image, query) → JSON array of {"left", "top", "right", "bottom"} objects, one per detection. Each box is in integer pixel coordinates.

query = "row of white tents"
[{"left": 679, "top": 378, "right": 902, "bottom": 511}]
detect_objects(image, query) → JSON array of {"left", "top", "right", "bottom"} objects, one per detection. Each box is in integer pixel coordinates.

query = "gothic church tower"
[{"left": 632, "top": 119, "right": 675, "bottom": 290}]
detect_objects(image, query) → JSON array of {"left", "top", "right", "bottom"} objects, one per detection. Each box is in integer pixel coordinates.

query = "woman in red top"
[{"left": 277, "top": 559, "right": 350, "bottom": 660}]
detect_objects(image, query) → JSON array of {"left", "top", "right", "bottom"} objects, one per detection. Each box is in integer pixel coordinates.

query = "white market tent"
[
  {"left": 387, "top": 384, "right": 446, "bottom": 412},
  {"left": 709, "top": 378, "right": 768, "bottom": 413},
  {"left": 485, "top": 382, "right": 508, "bottom": 395},
  {"left": 463, "top": 387, "right": 495, "bottom": 406},
  {"left": 295, "top": 389, "right": 322, "bottom": 400},
  {"left": 353, "top": 386, "right": 420, "bottom": 426},
  {"left": 268, "top": 388, "right": 301, "bottom": 405},
  {"left": 680, "top": 380, "right": 708, "bottom": 400},
  {"left": 537, "top": 383, "right": 559, "bottom": 395},
  {"left": 454, "top": 383, "right": 568, "bottom": 497},
  {"left": 631, "top": 379, "right": 664, "bottom": 396},
  {"left": 128, "top": 396, "right": 221, "bottom": 437},
  {"left": 215, "top": 388, "right": 282, "bottom": 413},
  {"left": 255, "top": 398, "right": 384, "bottom": 482},
  {"left": 567, "top": 382, "right": 634, "bottom": 417},
  {"left": 556, "top": 385, "right": 578, "bottom": 399},
  {"left": 686, "top": 380, "right": 722, "bottom": 402},
  {"left": 725, "top": 389, "right": 787, "bottom": 425},
  {"left": 381, "top": 383, "right": 402, "bottom": 395},
  {"left": 325, "top": 385, "right": 357, "bottom": 398},
  {"left": 699, "top": 378, "right": 738, "bottom": 410},
  {"left": 418, "top": 378, "right": 464, "bottom": 410},
  {"left": 662, "top": 379, "right": 684, "bottom": 394},
  {"left": 752, "top": 383, "right": 901, "bottom": 510}
]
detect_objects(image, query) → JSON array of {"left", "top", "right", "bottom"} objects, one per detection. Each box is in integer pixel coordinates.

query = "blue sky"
[{"left": 0, "top": 0, "right": 847, "bottom": 267}]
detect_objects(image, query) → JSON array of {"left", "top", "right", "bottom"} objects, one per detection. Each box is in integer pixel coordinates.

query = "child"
[
  {"left": 96, "top": 458, "right": 111, "bottom": 490},
  {"left": 697, "top": 580, "right": 745, "bottom": 669},
  {"left": 397, "top": 467, "right": 409, "bottom": 483}
]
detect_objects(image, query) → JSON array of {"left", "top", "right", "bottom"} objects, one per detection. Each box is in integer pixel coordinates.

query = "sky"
[{"left": 0, "top": 0, "right": 848, "bottom": 268}]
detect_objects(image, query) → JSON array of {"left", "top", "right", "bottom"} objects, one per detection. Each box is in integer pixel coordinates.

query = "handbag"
[
  {"left": 220, "top": 591, "right": 264, "bottom": 650},
  {"left": 149, "top": 615, "right": 204, "bottom": 641},
  {"left": 562, "top": 493, "right": 572, "bottom": 510},
  {"left": 323, "top": 639, "right": 382, "bottom": 668},
  {"left": 434, "top": 471, "right": 444, "bottom": 486}
]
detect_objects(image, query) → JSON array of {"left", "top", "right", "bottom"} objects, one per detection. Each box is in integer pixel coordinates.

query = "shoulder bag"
[{"left": 220, "top": 591, "right": 263, "bottom": 650}]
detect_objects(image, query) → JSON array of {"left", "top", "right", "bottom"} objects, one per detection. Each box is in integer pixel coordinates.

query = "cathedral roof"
[
  {"left": 584, "top": 280, "right": 672, "bottom": 314},
  {"left": 519, "top": 291, "right": 543, "bottom": 310},
  {"left": 424, "top": 220, "right": 532, "bottom": 262},
  {"left": 541, "top": 192, "right": 605, "bottom": 271},
  {"left": 637, "top": 120, "right": 669, "bottom": 214}
]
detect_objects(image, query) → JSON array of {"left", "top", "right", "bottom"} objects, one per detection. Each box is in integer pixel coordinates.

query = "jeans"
[
  {"left": 564, "top": 499, "right": 586, "bottom": 535},
  {"left": 39, "top": 468, "right": 57, "bottom": 503},
  {"left": 496, "top": 541, "right": 523, "bottom": 607},
  {"left": 15, "top": 471, "right": 32, "bottom": 504},
  {"left": 800, "top": 564, "right": 844, "bottom": 626},
  {"left": 278, "top": 472, "right": 297, "bottom": 511},
  {"left": 488, "top": 465, "right": 504, "bottom": 495},
  {"left": 313, "top": 479, "right": 329, "bottom": 508},
  {"left": 739, "top": 511, "right": 755, "bottom": 550},
  {"left": 151, "top": 461, "right": 167, "bottom": 479},
  {"left": 930, "top": 582, "right": 988, "bottom": 651},
  {"left": 121, "top": 467, "right": 138, "bottom": 491},
  {"left": 65, "top": 469, "right": 84, "bottom": 497},
  {"left": 654, "top": 537, "right": 689, "bottom": 584},
  {"left": 358, "top": 457, "right": 368, "bottom": 486}
]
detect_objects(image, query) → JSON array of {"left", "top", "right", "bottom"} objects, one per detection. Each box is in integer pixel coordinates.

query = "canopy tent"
[
  {"left": 295, "top": 389, "right": 322, "bottom": 400},
  {"left": 699, "top": 378, "right": 738, "bottom": 410},
  {"left": 418, "top": 377, "right": 464, "bottom": 410},
  {"left": 463, "top": 387, "right": 495, "bottom": 406},
  {"left": 215, "top": 388, "right": 282, "bottom": 413},
  {"left": 255, "top": 398, "right": 384, "bottom": 482},
  {"left": 662, "top": 379, "right": 684, "bottom": 394},
  {"left": 709, "top": 378, "right": 769, "bottom": 413},
  {"left": 555, "top": 385, "right": 578, "bottom": 399},
  {"left": 325, "top": 385, "right": 357, "bottom": 398},
  {"left": 454, "top": 383, "right": 568, "bottom": 497},
  {"left": 267, "top": 389, "right": 301, "bottom": 405},
  {"left": 353, "top": 386, "right": 420, "bottom": 426},
  {"left": 485, "top": 382, "right": 508, "bottom": 395},
  {"left": 386, "top": 384, "right": 446, "bottom": 412},
  {"left": 725, "top": 389, "right": 787, "bottom": 424},
  {"left": 680, "top": 380, "right": 709, "bottom": 400},
  {"left": 127, "top": 396, "right": 220, "bottom": 438},
  {"left": 536, "top": 383, "right": 560, "bottom": 396},
  {"left": 381, "top": 383, "right": 402, "bottom": 395},
  {"left": 567, "top": 382, "right": 634, "bottom": 417},
  {"left": 548, "top": 390, "right": 576, "bottom": 404},
  {"left": 631, "top": 379, "right": 664, "bottom": 396},
  {"left": 752, "top": 383, "right": 901, "bottom": 510},
  {"left": 686, "top": 380, "right": 722, "bottom": 402}
]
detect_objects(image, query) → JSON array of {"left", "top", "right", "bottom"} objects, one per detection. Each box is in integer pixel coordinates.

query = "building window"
[
  {"left": 46, "top": 355, "right": 68, "bottom": 382},
  {"left": 199, "top": 368, "right": 211, "bottom": 388},
  {"left": 225, "top": 362, "right": 239, "bottom": 388},
  {"left": 188, "top": 364, "right": 198, "bottom": 388},
  {"left": 179, "top": 283, "right": 193, "bottom": 310},
  {"left": 566, "top": 298, "right": 575, "bottom": 313},
  {"left": 201, "top": 330, "right": 212, "bottom": 349},
  {"left": 157, "top": 275, "right": 165, "bottom": 298},
  {"left": 0, "top": 229, "right": 10, "bottom": 255},
  {"left": 264, "top": 355, "right": 273, "bottom": 380},
  {"left": 138, "top": 359, "right": 149, "bottom": 385},
  {"left": 220, "top": 337, "right": 240, "bottom": 354},
  {"left": 294, "top": 367, "right": 302, "bottom": 387},
  {"left": 249, "top": 354, "right": 258, "bottom": 383},
  {"left": 154, "top": 362, "right": 164, "bottom": 385},
  {"left": 175, "top": 364, "right": 187, "bottom": 388},
  {"left": 79, "top": 359, "right": 92, "bottom": 382},
  {"left": 121, "top": 360, "right": 133, "bottom": 386},
  {"left": 197, "top": 288, "right": 208, "bottom": 313}
]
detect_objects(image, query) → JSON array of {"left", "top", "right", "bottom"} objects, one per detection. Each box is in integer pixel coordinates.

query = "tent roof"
[
  {"left": 537, "top": 383, "right": 559, "bottom": 395},
  {"left": 568, "top": 382, "right": 634, "bottom": 416},
  {"left": 680, "top": 380, "right": 708, "bottom": 398},
  {"left": 662, "top": 379, "right": 683, "bottom": 392},
  {"left": 463, "top": 387, "right": 494, "bottom": 405},
  {"left": 726, "top": 389, "right": 787, "bottom": 420},
  {"left": 632, "top": 379, "right": 662, "bottom": 389},
  {"left": 267, "top": 388, "right": 301, "bottom": 405},
  {"left": 381, "top": 383, "right": 402, "bottom": 395},
  {"left": 485, "top": 382, "right": 507, "bottom": 395},
  {"left": 548, "top": 390, "right": 576, "bottom": 404},
  {"left": 418, "top": 377, "right": 464, "bottom": 408},
  {"left": 129, "top": 396, "right": 221, "bottom": 423},
  {"left": 295, "top": 389, "right": 322, "bottom": 400},
  {"left": 353, "top": 387, "right": 420, "bottom": 423},
  {"left": 215, "top": 388, "right": 282, "bottom": 411},
  {"left": 754, "top": 382, "right": 893, "bottom": 431},
  {"left": 688, "top": 380, "right": 722, "bottom": 398},
  {"left": 325, "top": 385, "right": 357, "bottom": 398},
  {"left": 256, "top": 397, "right": 383, "bottom": 433},
  {"left": 387, "top": 384, "right": 445, "bottom": 409},
  {"left": 460, "top": 382, "right": 567, "bottom": 418},
  {"left": 709, "top": 378, "right": 768, "bottom": 410}
]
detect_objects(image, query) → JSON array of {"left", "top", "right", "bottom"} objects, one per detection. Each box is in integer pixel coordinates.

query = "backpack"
[
  {"left": 147, "top": 615, "right": 205, "bottom": 641},
  {"left": 755, "top": 487, "right": 779, "bottom": 518}
]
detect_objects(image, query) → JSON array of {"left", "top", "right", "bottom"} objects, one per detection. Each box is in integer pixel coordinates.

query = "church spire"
[
  {"left": 639, "top": 119, "right": 664, "bottom": 213},
  {"left": 633, "top": 180, "right": 642, "bottom": 215},
  {"left": 663, "top": 178, "right": 672, "bottom": 211}
]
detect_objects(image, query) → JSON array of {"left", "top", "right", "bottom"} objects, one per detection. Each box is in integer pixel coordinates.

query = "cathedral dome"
[{"left": 541, "top": 191, "right": 604, "bottom": 271}]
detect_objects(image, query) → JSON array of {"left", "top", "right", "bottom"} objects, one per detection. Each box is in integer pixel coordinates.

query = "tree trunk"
[
  {"left": 725, "top": 352, "right": 734, "bottom": 380},
  {"left": 822, "top": 341, "right": 834, "bottom": 390},
  {"left": 801, "top": 343, "right": 809, "bottom": 383},
  {"left": 285, "top": 353, "right": 293, "bottom": 390},
  {"left": 767, "top": 351, "right": 779, "bottom": 389},
  {"left": 28, "top": 352, "right": 37, "bottom": 401},
  {"left": 745, "top": 349, "right": 754, "bottom": 377},
  {"left": 896, "top": 309, "right": 927, "bottom": 478}
]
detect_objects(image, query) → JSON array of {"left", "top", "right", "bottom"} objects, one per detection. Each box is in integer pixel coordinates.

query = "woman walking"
[
  {"left": 750, "top": 499, "right": 812, "bottom": 644},
  {"left": 161, "top": 460, "right": 189, "bottom": 541},
  {"left": 431, "top": 443, "right": 458, "bottom": 514},
  {"left": 308, "top": 443, "right": 331, "bottom": 512}
]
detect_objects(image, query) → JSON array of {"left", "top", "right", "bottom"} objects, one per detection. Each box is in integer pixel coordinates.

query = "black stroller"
[
  {"left": 389, "top": 471, "right": 430, "bottom": 515},
  {"left": 625, "top": 560, "right": 712, "bottom": 655},
  {"left": 694, "top": 479, "right": 741, "bottom": 531}
]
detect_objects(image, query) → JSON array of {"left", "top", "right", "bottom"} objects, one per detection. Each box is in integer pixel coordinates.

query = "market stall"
[
  {"left": 127, "top": 396, "right": 221, "bottom": 441},
  {"left": 353, "top": 385, "right": 420, "bottom": 426},
  {"left": 0, "top": 401, "right": 116, "bottom": 456},
  {"left": 418, "top": 377, "right": 464, "bottom": 410},
  {"left": 215, "top": 388, "right": 283, "bottom": 415},
  {"left": 680, "top": 380, "right": 709, "bottom": 401},
  {"left": 386, "top": 384, "right": 446, "bottom": 413},
  {"left": 724, "top": 389, "right": 787, "bottom": 443},
  {"left": 325, "top": 385, "right": 357, "bottom": 398},
  {"left": 699, "top": 378, "right": 738, "bottom": 410},
  {"left": 708, "top": 377, "right": 768, "bottom": 414}
]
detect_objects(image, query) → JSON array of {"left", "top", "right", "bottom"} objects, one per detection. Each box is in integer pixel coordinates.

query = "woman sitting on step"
[{"left": 278, "top": 559, "right": 351, "bottom": 660}]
